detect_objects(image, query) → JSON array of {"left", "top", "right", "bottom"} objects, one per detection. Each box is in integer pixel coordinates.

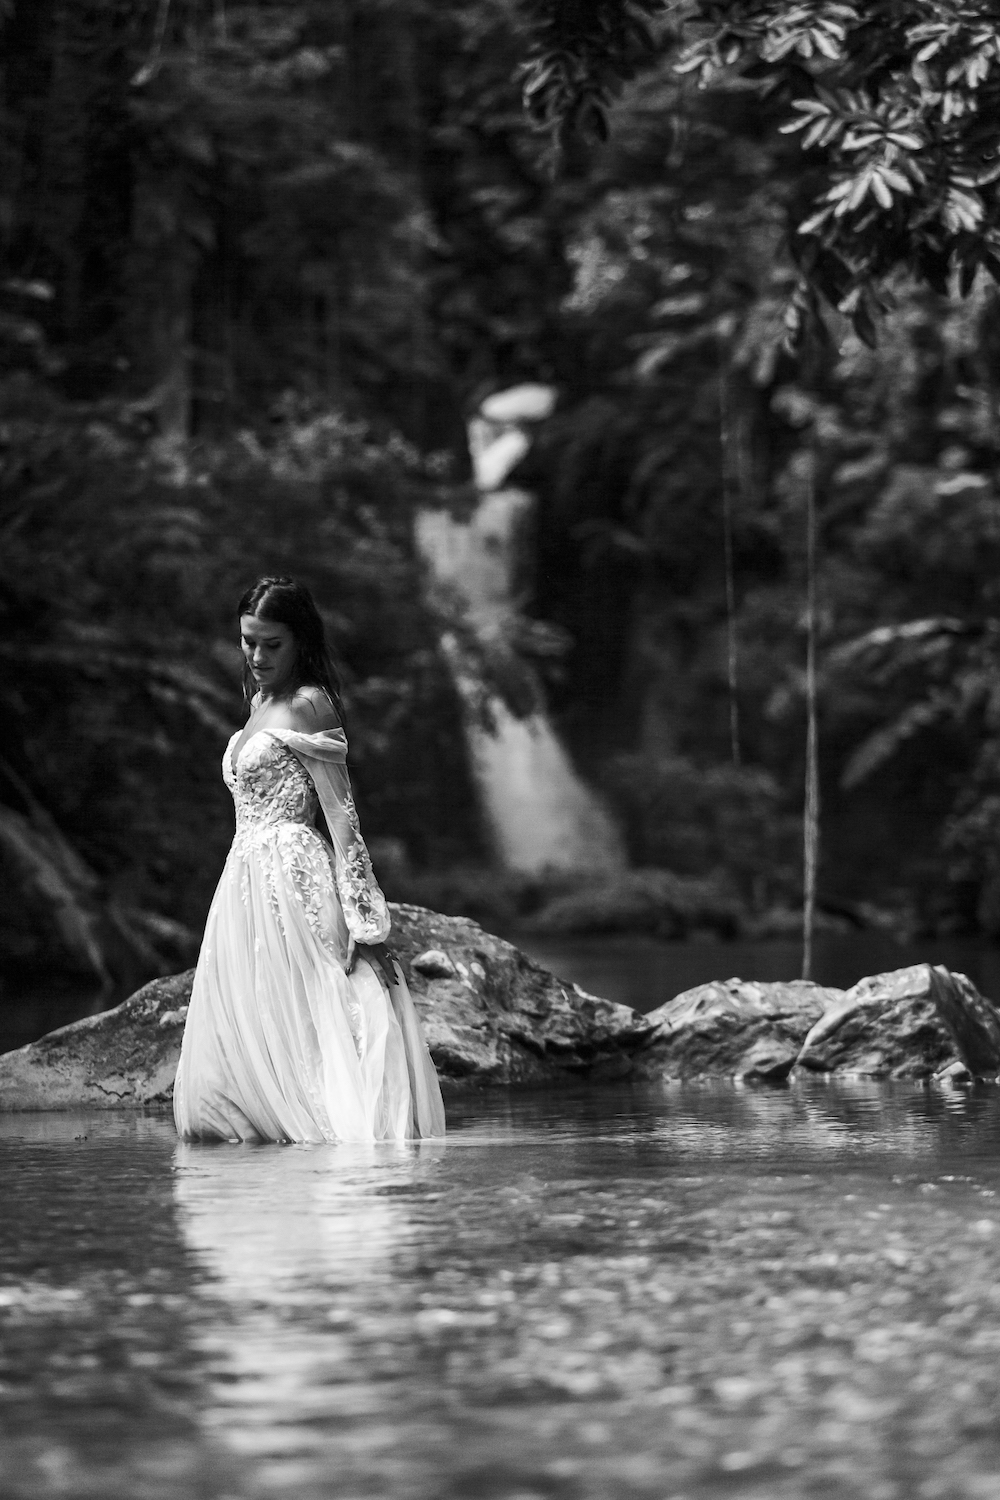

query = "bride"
[{"left": 173, "top": 575, "right": 446, "bottom": 1144}]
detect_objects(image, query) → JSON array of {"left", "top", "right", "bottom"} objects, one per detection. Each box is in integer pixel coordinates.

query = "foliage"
[
  {"left": 526, "top": 866, "right": 742, "bottom": 937},
  {"left": 6, "top": 0, "right": 1000, "bottom": 988},
  {"left": 518, "top": 0, "right": 1000, "bottom": 341},
  {"left": 0, "top": 0, "right": 518, "bottom": 988},
  {"left": 513, "top": 32, "right": 1000, "bottom": 938},
  {"left": 604, "top": 752, "right": 801, "bottom": 910},
  {"left": 518, "top": 0, "right": 663, "bottom": 155},
  {"left": 0, "top": 375, "right": 479, "bottom": 984}
]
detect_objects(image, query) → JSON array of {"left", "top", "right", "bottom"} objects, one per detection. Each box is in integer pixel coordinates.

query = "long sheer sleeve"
[{"left": 267, "top": 727, "right": 391, "bottom": 946}]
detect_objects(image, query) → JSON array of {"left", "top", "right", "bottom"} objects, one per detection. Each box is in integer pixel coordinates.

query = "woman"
[{"left": 173, "top": 575, "right": 446, "bottom": 1144}]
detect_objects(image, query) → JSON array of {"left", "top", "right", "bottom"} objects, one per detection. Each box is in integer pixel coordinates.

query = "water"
[
  {"left": 516, "top": 932, "right": 1000, "bottom": 1015},
  {"left": 6, "top": 1084, "right": 1000, "bottom": 1498},
  {"left": 414, "top": 379, "right": 625, "bottom": 877}
]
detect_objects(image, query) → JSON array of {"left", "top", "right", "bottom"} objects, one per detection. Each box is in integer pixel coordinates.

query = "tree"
[
  {"left": 518, "top": 0, "right": 1000, "bottom": 341},
  {"left": 512, "top": 5, "right": 1000, "bottom": 937}
]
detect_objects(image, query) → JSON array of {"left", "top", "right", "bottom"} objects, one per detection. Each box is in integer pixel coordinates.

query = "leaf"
[
  {"left": 830, "top": 619, "right": 967, "bottom": 671},
  {"left": 870, "top": 171, "right": 893, "bottom": 209},
  {"left": 802, "top": 117, "right": 834, "bottom": 149},
  {"left": 842, "top": 171, "right": 873, "bottom": 214},
  {"left": 944, "top": 186, "right": 985, "bottom": 234},
  {"left": 674, "top": 50, "right": 708, "bottom": 75},
  {"left": 879, "top": 167, "right": 912, "bottom": 193},
  {"left": 842, "top": 692, "right": 962, "bottom": 788},
  {"left": 797, "top": 205, "right": 834, "bottom": 235},
  {"left": 812, "top": 28, "right": 841, "bottom": 60}
]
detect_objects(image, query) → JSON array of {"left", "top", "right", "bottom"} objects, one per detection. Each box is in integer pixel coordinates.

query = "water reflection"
[
  {"left": 645, "top": 1079, "right": 1000, "bottom": 1163},
  {"left": 172, "top": 1139, "right": 448, "bottom": 1477},
  {"left": 174, "top": 1139, "right": 442, "bottom": 1291},
  {"left": 424, "top": 1079, "right": 1000, "bottom": 1164}
]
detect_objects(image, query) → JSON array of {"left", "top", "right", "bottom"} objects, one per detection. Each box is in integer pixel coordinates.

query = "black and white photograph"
[{"left": 4, "top": 2, "right": 1000, "bottom": 1496}]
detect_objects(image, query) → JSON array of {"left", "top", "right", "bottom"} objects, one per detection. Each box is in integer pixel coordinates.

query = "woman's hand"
[{"left": 347, "top": 941, "right": 398, "bottom": 989}]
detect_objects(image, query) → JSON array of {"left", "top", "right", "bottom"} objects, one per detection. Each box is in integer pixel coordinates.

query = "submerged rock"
[{"left": 0, "top": 904, "right": 657, "bottom": 1110}]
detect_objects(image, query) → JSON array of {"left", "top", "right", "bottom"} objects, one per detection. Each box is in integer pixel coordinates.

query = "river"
[{"left": 4, "top": 1084, "right": 1000, "bottom": 1498}]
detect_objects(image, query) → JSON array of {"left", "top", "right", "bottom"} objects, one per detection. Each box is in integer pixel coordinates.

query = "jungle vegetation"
[{"left": 3, "top": 0, "right": 1000, "bottom": 999}]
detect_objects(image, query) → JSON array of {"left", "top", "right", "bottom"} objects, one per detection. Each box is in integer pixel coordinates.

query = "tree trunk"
[{"left": 128, "top": 165, "right": 195, "bottom": 464}]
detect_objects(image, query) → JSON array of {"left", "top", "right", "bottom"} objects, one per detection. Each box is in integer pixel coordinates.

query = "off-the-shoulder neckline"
[{"left": 228, "top": 725, "right": 347, "bottom": 775}]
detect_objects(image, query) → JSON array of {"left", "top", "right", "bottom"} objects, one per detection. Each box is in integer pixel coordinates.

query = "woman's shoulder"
[
  {"left": 273, "top": 685, "right": 341, "bottom": 734},
  {"left": 295, "top": 683, "right": 336, "bottom": 711}
]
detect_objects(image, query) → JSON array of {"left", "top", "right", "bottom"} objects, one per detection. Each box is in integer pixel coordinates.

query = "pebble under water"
[{"left": 4, "top": 1085, "right": 1000, "bottom": 1499}]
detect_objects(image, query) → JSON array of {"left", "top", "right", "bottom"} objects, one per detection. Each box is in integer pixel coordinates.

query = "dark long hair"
[{"left": 238, "top": 575, "right": 346, "bottom": 723}]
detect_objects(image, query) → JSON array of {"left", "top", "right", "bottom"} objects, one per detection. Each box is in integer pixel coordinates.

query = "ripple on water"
[{"left": 4, "top": 1082, "right": 1000, "bottom": 1499}]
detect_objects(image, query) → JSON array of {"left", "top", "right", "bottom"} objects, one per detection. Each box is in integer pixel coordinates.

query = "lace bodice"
[
  {"left": 226, "top": 732, "right": 317, "bottom": 839},
  {"left": 223, "top": 729, "right": 391, "bottom": 946}
]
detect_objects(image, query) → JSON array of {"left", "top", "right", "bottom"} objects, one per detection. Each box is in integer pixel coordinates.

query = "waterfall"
[{"left": 416, "top": 385, "right": 625, "bottom": 876}]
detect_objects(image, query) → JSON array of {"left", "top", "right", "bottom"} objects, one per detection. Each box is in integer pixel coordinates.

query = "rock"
[
  {"left": 934, "top": 1059, "right": 973, "bottom": 1084},
  {"left": 735, "top": 1039, "right": 801, "bottom": 1083},
  {"left": 410, "top": 948, "right": 457, "bottom": 980},
  {"left": 0, "top": 970, "right": 192, "bottom": 1110},
  {"left": 0, "top": 905, "right": 659, "bottom": 1110},
  {"left": 794, "top": 963, "right": 999, "bottom": 1079},
  {"left": 388, "top": 905, "right": 658, "bottom": 1085},
  {"left": 636, "top": 977, "right": 844, "bottom": 1081},
  {"left": 927, "top": 965, "right": 1000, "bottom": 1075},
  {"left": 5, "top": 920, "right": 999, "bottom": 1112}
]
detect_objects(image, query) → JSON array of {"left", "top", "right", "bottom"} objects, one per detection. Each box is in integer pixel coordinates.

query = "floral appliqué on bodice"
[
  {"left": 225, "top": 731, "right": 340, "bottom": 948},
  {"left": 224, "top": 730, "right": 389, "bottom": 951}
]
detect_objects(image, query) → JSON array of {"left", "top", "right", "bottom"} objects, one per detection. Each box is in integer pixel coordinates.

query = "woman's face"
[{"left": 240, "top": 613, "right": 298, "bottom": 698}]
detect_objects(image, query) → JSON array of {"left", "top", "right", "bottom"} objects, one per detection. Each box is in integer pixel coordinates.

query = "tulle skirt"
[{"left": 173, "top": 827, "right": 446, "bottom": 1144}]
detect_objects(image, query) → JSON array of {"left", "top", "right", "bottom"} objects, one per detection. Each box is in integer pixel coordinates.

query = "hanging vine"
[
  {"left": 802, "top": 444, "right": 820, "bottom": 981},
  {"left": 718, "top": 355, "right": 741, "bottom": 769}
]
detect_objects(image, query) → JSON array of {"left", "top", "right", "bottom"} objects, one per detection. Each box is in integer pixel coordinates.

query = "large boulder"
[
  {"left": 636, "top": 977, "right": 845, "bottom": 1082},
  {"left": 388, "top": 905, "right": 658, "bottom": 1084},
  {"left": 3, "top": 909, "right": 999, "bottom": 1111},
  {"left": 0, "top": 904, "right": 658, "bottom": 1110},
  {"left": 637, "top": 962, "right": 1000, "bottom": 1082},
  {"left": 0, "top": 970, "right": 192, "bottom": 1110},
  {"left": 796, "top": 963, "right": 1000, "bottom": 1079}
]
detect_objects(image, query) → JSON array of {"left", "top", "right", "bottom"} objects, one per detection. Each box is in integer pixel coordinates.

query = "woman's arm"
[{"left": 278, "top": 692, "right": 392, "bottom": 954}]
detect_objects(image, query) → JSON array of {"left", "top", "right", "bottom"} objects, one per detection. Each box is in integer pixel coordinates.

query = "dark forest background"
[{"left": 5, "top": 0, "right": 1000, "bottom": 1004}]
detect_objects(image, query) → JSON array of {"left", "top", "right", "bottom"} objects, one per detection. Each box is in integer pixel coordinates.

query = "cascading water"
[{"left": 416, "top": 385, "right": 625, "bottom": 876}]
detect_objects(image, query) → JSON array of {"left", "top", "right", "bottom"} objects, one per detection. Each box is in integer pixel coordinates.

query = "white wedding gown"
[{"left": 173, "top": 726, "right": 446, "bottom": 1143}]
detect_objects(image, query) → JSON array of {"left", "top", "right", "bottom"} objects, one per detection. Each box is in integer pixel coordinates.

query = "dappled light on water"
[{"left": 6, "top": 1084, "right": 1000, "bottom": 1497}]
